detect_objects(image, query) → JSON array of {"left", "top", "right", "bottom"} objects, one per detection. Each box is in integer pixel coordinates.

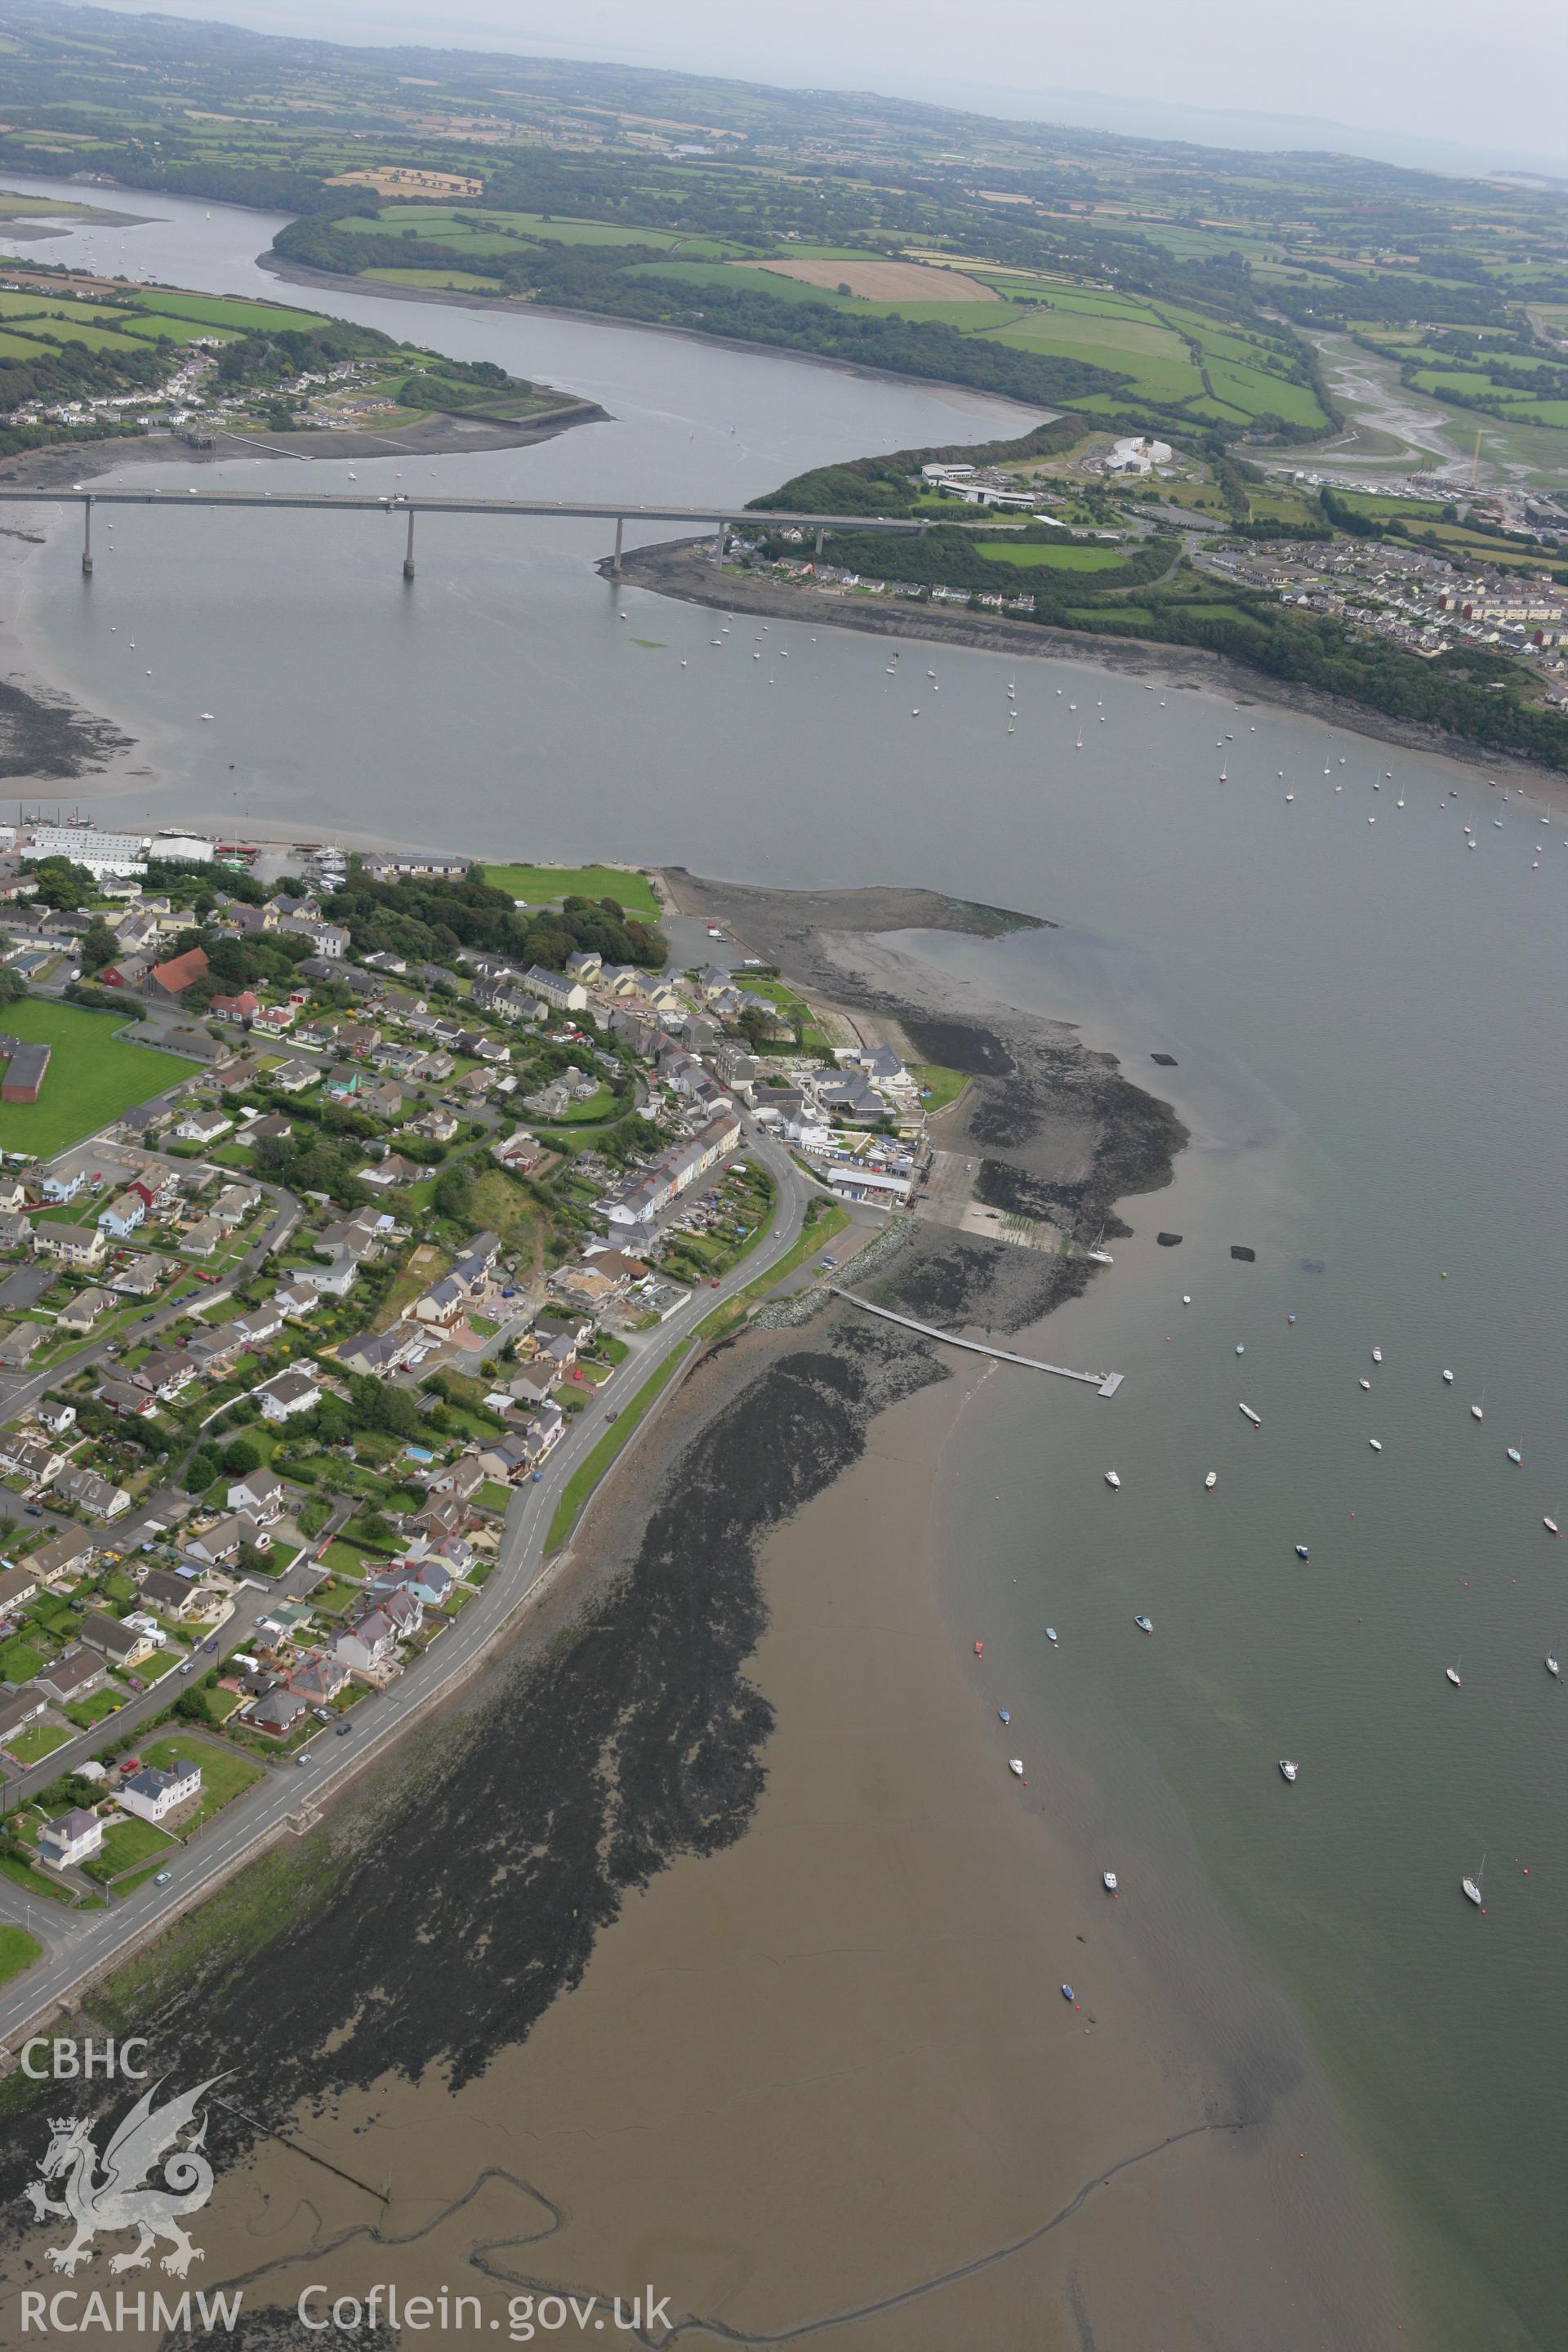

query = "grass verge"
[{"left": 546, "top": 1342, "right": 692, "bottom": 1552}]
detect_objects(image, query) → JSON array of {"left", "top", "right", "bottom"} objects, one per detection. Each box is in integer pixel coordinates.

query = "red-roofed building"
[
  {"left": 210, "top": 991, "right": 259, "bottom": 1023},
  {"left": 144, "top": 947, "right": 209, "bottom": 1001}
]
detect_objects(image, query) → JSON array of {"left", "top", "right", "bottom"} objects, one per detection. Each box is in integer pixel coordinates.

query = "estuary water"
[{"left": 7, "top": 179, "right": 1568, "bottom": 2342}]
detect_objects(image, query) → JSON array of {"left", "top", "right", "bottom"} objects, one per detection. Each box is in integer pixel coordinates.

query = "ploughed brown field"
[{"left": 750, "top": 256, "right": 1000, "bottom": 301}]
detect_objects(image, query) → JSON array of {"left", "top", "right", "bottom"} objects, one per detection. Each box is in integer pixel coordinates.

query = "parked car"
[
  {"left": 202, "top": 1636, "right": 217, "bottom": 1652},
  {"left": 24, "top": 1505, "right": 41, "bottom": 1518}
]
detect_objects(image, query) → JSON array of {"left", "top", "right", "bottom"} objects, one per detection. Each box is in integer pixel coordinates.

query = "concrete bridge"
[{"left": 0, "top": 483, "right": 965, "bottom": 581}]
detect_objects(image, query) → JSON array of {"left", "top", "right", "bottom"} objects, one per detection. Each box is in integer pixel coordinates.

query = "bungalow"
[
  {"left": 209, "top": 990, "right": 259, "bottom": 1024},
  {"left": 0, "top": 1684, "right": 48, "bottom": 1747},
  {"left": 100, "top": 1376, "right": 158, "bottom": 1419},
  {"left": 173, "top": 1108, "right": 232, "bottom": 1146},
  {"left": 107, "top": 1252, "right": 164, "bottom": 1298},
  {"left": 55, "top": 1467, "right": 130, "bottom": 1520},
  {"left": 268, "top": 1058, "right": 319, "bottom": 1094},
  {"left": 490, "top": 1128, "right": 541, "bottom": 1174},
  {"left": 244, "top": 1113, "right": 295, "bottom": 1147},
  {"left": 117, "top": 1754, "right": 202, "bottom": 1824},
  {"left": 227, "top": 1466, "right": 284, "bottom": 1521},
  {"left": 274, "top": 1280, "right": 321, "bottom": 1321},
  {"left": 407, "top": 1106, "right": 459, "bottom": 1144},
  {"left": 0, "top": 1321, "right": 47, "bottom": 1367},
  {"left": 248, "top": 1684, "right": 309, "bottom": 1735},
  {"left": 34, "top": 1223, "right": 106, "bottom": 1268},
  {"left": 176, "top": 1216, "right": 226, "bottom": 1259},
  {"left": 254, "top": 1369, "right": 321, "bottom": 1423},
  {"left": 187, "top": 1511, "right": 269, "bottom": 1567},
  {"left": 368, "top": 1559, "right": 452, "bottom": 1610},
  {"left": 229, "top": 1303, "right": 283, "bottom": 1350},
  {"left": 359, "top": 1152, "right": 424, "bottom": 1192},
  {"left": 35, "top": 1646, "right": 106, "bottom": 1703},
  {"left": 38, "top": 1806, "right": 104, "bottom": 1872},
  {"left": 29, "top": 1526, "right": 96, "bottom": 1584},
  {"left": 324, "top": 1065, "right": 362, "bottom": 1101},
  {"left": 336, "top": 1325, "right": 421, "bottom": 1378},
  {"left": 97, "top": 1190, "right": 146, "bottom": 1240},
  {"left": 81, "top": 1610, "right": 154, "bottom": 1668},
  {"left": 136, "top": 1347, "right": 199, "bottom": 1402},
  {"left": 212, "top": 1183, "right": 261, "bottom": 1227},
  {"left": 36, "top": 1397, "right": 78, "bottom": 1436},
  {"left": 56, "top": 1286, "right": 115, "bottom": 1335},
  {"left": 139, "top": 1566, "right": 206, "bottom": 1618}
]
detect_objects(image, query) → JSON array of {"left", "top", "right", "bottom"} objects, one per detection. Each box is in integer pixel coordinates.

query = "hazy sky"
[{"left": 92, "top": 0, "right": 1568, "bottom": 170}]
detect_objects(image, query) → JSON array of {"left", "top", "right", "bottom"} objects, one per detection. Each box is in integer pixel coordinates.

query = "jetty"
[{"left": 826, "top": 1289, "right": 1122, "bottom": 1394}]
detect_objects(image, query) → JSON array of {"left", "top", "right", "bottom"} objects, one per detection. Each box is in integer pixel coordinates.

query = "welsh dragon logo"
[{"left": 23, "top": 2076, "right": 224, "bottom": 2277}]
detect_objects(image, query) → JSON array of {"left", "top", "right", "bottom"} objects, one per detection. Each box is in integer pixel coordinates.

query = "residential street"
[{"left": 0, "top": 1122, "right": 827, "bottom": 2046}]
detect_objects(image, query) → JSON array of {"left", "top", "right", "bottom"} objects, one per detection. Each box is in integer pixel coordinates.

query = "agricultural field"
[
  {"left": 0, "top": 1000, "right": 198, "bottom": 1159},
  {"left": 975, "top": 539, "right": 1130, "bottom": 570}
]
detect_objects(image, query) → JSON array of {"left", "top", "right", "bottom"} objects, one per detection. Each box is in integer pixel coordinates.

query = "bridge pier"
[
  {"left": 81, "top": 497, "right": 92, "bottom": 579},
  {"left": 402, "top": 507, "right": 415, "bottom": 581},
  {"left": 611, "top": 515, "right": 624, "bottom": 577},
  {"left": 814, "top": 525, "right": 824, "bottom": 556},
  {"left": 712, "top": 520, "right": 727, "bottom": 567}
]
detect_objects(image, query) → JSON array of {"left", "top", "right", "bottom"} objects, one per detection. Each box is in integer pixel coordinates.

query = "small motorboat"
[
  {"left": 1105, "top": 1470, "right": 1121, "bottom": 1490},
  {"left": 1045, "top": 1627, "right": 1058, "bottom": 1646},
  {"left": 1182, "top": 1294, "right": 1192, "bottom": 1304},
  {"left": 1235, "top": 1343, "right": 1245, "bottom": 1356},
  {"left": 998, "top": 1708, "right": 1011, "bottom": 1724},
  {"left": 1102, "top": 1871, "right": 1118, "bottom": 1894},
  {"left": 1371, "top": 1346, "right": 1383, "bottom": 1363},
  {"left": 1205, "top": 1472, "right": 1217, "bottom": 1491},
  {"left": 1545, "top": 1655, "right": 1560, "bottom": 1678},
  {"left": 1294, "top": 1544, "right": 1310, "bottom": 1561},
  {"left": 1279, "top": 1759, "right": 1298, "bottom": 1783},
  {"left": 1061, "top": 1984, "right": 1075, "bottom": 2003},
  {"left": 1470, "top": 1404, "right": 1484, "bottom": 1422},
  {"left": 1008, "top": 1758, "right": 1025, "bottom": 1779},
  {"left": 1446, "top": 1665, "right": 1462, "bottom": 1688},
  {"left": 1442, "top": 1370, "right": 1454, "bottom": 1384},
  {"left": 1369, "top": 1438, "right": 1383, "bottom": 1452},
  {"left": 973, "top": 1641, "right": 985, "bottom": 1656},
  {"left": 1239, "top": 1402, "right": 1261, "bottom": 1427},
  {"left": 1506, "top": 1447, "right": 1522, "bottom": 1465},
  {"left": 1134, "top": 1614, "right": 1154, "bottom": 1635},
  {"left": 1359, "top": 1377, "right": 1371, "bottom": 1392},
  {"left": 1546, "top": 1518, "right": 1561, "bottom": 1537}
]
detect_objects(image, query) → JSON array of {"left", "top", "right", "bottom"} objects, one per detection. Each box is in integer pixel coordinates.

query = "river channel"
[{"left": 4, "top": 177, "right": 1567, "bottom": 2345}]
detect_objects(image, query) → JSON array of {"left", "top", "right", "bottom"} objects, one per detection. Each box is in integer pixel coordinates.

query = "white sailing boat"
[
  {"left": 1008, "top": 1758, "right": 1025, "bottom": 1779},
  {"left": 1102, "top": 1871, "right": 1118, "bottom": 1893},
  {"left": 1442, "top": 1369, "right": 1454, "bottom": 1384},
  {"left": 1446, "top": 1662, "right": 1462, "bottom": 1688},
  {"left": 1544, "top": 1654, "right": 1560, "bottom": 1678},
  {"left": 1462, "top": 1854, "right": 1486, "bottom": 1907}
]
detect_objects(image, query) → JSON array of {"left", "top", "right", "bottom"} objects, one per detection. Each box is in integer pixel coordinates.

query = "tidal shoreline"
[
  {"left": 617, "top": 535, "right": 1568, "bottom": 800},
  {"left": 0, "top": 882, "right": 1411, "bottom": 2347}
]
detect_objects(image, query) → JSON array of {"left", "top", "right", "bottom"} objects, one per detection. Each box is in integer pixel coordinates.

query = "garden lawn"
[
  {"left": 140, "top": 1735, "right": 262, "bottom": 1829},
  {"left": 87, "top": 1816, "right": 174, "bottom": 1881},
  {"left": 0, "top": 1001, "right": 197, "bottom": 1158},
  {"left": 474, "top": 863, "right": 659, "bottom": 916},
  {"left": 7, "top": 1723, "right": 74, "bottom": 1766}
]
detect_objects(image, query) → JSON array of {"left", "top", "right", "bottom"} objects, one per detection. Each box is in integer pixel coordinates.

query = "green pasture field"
[
  {"left": 0, "top": 1000, "right": 197, "bottom": 1159},
  {"left": 128, "top": 289, "right": 323, "bottom": 332},
  {"left": 975, "top": 539, "right": 1129, "bottom": 570},
  {"left": 363, "top": 267, "right": 503, "bottom": 291},
  {"left": 476, "top": 862, "right": 660, "bottom": 915}
]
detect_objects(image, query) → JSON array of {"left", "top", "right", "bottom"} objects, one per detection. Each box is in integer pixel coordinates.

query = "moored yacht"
[
  {"left": 1105, "top": 1470, "right": 1121, "bottom": 1490},
  {"left": 1279, "top": 1759, "right": 1298, "bottom": 1783}
]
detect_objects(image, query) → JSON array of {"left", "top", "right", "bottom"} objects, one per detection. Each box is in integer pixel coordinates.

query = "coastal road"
[{"left": 0, "top": 1123, "right": 823, "bottom": 2047}]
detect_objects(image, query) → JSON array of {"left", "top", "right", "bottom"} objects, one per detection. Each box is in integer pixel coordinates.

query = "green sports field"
[
  {"left": 0, "top": 1000, "right": 198, "bottom": 1159},
  {"left": 476, "top": 863, "right": 660, "bottom": 916}
]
